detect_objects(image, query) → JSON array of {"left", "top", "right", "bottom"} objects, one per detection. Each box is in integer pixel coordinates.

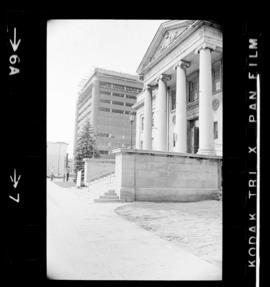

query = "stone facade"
[{"left": 113, "top": 149, "right": 222, "bottom": 202}]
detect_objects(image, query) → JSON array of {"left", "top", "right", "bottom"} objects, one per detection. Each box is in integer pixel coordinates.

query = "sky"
[{"left": 47, "top": 19, "right": 166, "bottom": 157}]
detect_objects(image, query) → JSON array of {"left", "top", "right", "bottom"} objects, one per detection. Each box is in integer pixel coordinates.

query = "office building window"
[
  {"left": 100, "top": 82, "right": 111, "bottom": 89},
  {"left": 78, "top": 102, "right": 92, "bottom": 117},
  {"left": 126, "top": 86, "right": 138, "bottom": 92},
  {"left": 125, "top": 102, "right": 133, "bottom": 107},
  {"left": 112, "top": 100, "right": 124, "bottom": 106},
  {"left": 112, "top": 84, "right": 125, "bottom": 91},
  {"left": 112, "top": 109, "right": 124, "bottom": 114},
  {"left": 100, "top": 99, "right": 111, "bottom": 104},
  {"left": 113, "top": 93, "right": 124, "bottom": 98},
  {"left": 99, "top": 107, "right": 110, "bottom": 112},
  {"left": 97, "top": 132, "right": 110, "bottom": 137},
  {"left": 100, "top": 91, "right": 111, "bottom": 96},
  {"left": 126, "top": 95, "right": 136, "bottom": 100},
  {"left": 188, "top": 78, "right": 199, "bottom": 102},
  {"left": 213, "top": 61, "right": 222, "bottom": 93}
]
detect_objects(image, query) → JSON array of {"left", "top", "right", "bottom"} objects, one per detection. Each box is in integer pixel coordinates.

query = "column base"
[
  {"left": 197, "top": 148, "right": 216, "bottom": 156},
  {"left": 175, "top": 145, "right": 187, "bottom": 153}
]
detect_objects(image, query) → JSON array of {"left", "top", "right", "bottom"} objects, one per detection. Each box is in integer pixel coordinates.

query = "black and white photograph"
[
  {"left": 47, "top": 19, "right": 223, "bottom": 280},
  {"left": 4, "top": 12, "right": 262, "bottom": 286}
]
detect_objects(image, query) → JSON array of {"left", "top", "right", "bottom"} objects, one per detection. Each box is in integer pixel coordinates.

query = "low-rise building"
[{"left": 47, "top": 141, "right": 68, "bottom": 177}]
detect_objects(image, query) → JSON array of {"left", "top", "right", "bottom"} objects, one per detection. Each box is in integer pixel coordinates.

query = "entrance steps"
[{"left": 94, "top": 189, "right": 121, "bottom": 203}]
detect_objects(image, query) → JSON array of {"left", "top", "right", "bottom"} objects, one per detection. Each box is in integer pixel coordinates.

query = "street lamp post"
[
  {"left": 57, "top": 143, "right": 61, "bottom": 177},
  {"left": 129, "top": 110, "right": 135, "bottom": 149}
]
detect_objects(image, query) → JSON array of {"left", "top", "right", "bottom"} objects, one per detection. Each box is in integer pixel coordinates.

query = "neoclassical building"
[
  {"left": 111, "top": 20, "right": 222, "bottom": 202},
  {"left": 134, "top": 20, "right": 222, "bottom": 156}
]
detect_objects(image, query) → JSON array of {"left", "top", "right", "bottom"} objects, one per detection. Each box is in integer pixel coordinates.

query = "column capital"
[
  {"left": 195, "top": 43, "right": 216, "bottom": 54},
  {"left": 156, "top": 73, "right": 171, "bottom": 84},
  {"left": 174, "top": 60, "right": 191, "bottom": 70},
  {"left": 144, "top": 84, "right": 153, "bottom": 91}
]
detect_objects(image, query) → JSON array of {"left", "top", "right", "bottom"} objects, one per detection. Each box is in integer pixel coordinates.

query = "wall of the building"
[
  {"left": 114, "top": 149, "right": 222, "bottom": 202},
  {"left": 47, "top": 142, "right": 68, "bottom": 177}
]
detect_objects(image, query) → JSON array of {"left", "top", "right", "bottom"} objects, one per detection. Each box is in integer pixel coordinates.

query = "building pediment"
[{"left": 137, "top": 20, "right": 195, "bottom": 75}]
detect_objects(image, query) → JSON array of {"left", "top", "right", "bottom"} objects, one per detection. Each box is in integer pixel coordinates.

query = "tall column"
[
  {"left": 174, "top": 60, "right": 190, "bottom": 153},
  {"left": 156, "top": 74, "right": 168, "bottom": 151},
  {"left": 143, "top": 85, "right": 152, "bottom": 150},
  {"left": 196, "top": 43, "right": 216, "bottom": 155}
]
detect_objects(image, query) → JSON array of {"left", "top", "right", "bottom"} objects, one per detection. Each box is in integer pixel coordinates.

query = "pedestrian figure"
[
  {"left": 66, "top": 166, "right": 70, "bottom": 182},
  {"left": 50, "top": 168, "right": 54, "bottom": 181}
]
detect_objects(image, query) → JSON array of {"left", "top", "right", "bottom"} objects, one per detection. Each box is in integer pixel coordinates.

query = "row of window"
[
  {"left": 77, "top": 113, "right": 91, "bottom": 126},
  {"left": 99, "top": 143, "right": 128, "bottom": 155},
  {"left": 97, "top": 133, "right": 131, "bottom": 141},
  {"left": 98, "top": 107, "right": 132, "bottom": 115},
  {"left": 78, "top": 100, "right": 92, "bottom": 118},
  {"left": 100, "top": 91, "right": 137, "bottom": 100},
  {"left": 99, "top": 81, "right": 142, "bottom": 94},
  {"left": 78, "top": 93, "right": 92, "bottom": 110},
  {"left": 97, "top": 132, "right": 110, "bottom": 137},
  {"left": 100, "top": 99, "right": 134, "bottom": 107},
  {"left": 103, "top": 141, "right": 129, "bottom": 146}
]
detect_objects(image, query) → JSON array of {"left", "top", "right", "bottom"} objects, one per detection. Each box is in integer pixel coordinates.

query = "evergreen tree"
[{"left": 74, "top": 119, "right": 99, "bottom": 184}]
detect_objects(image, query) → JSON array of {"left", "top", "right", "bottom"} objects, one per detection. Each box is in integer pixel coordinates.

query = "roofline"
[
  {"left": 79, "top": 67, "right": 142, "bottom": 95},
  {"left": 136, "top": 20, "right": 221, "bottom": 75},
  {"left": 136, "top": 21, "right": 166, "bottom": 75}
]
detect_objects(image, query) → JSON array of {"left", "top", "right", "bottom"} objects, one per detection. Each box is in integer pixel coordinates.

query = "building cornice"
[{"left": 79, "top": 67, "right": 142, "bottom": 95}]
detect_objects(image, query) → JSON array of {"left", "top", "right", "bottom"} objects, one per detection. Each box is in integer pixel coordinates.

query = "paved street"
[{"left": 47, "top": 179, "right": 222, "bottom": 280}]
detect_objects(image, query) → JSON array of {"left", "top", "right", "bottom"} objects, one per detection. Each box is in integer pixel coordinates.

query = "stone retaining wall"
[
  {"left": 83, "top": 158, "right": 115, "bottom": 186},
  {"left": 113, "top": 148, "right": 222, "bottom": 202}
]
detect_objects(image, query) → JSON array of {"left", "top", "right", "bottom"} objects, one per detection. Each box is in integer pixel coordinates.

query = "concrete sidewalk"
[{"left": 47, "top": 180, "right": 222, "bottom": 280}]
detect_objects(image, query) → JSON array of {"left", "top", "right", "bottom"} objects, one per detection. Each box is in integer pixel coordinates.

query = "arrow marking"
[
  {"left": 10, "top": 169, "right": 21, "bottom": 189},
  {"left": 9, "top": 194, "right": 20, "bottom": 203},
  {"left": 10, "top": 28, "right": 21, "bottom": 52}
]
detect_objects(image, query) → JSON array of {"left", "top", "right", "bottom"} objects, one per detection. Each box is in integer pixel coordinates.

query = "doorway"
[{"left": 189, "top": 118, "right": 199, "bottom": 154}]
